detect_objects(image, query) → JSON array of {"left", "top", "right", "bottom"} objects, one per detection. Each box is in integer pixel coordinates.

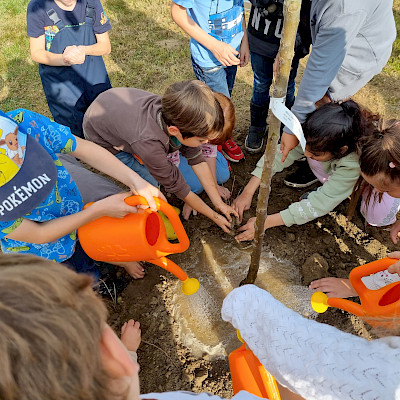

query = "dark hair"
[
  {"left": 161, "top": 80, "right": 224, "bottom": 139},
  {"left": 209, "top": 92, "right": 235, "bottom": 145},
  {"left": 348, "top": 119, "right": 400, "bottom": 217},
  {"left": 303, "top": 100, "right": 365, "bottom": 159}
]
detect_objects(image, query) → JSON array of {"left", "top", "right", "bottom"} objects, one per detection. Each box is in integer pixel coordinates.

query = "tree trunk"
[{"left": 241, "top": 0, "right": 302, "bottom": 285}]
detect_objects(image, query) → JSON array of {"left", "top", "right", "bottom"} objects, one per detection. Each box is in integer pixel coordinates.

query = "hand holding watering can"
[
  {"left": 311, "top": 257, "right": 400, "bottom": 328},
  {"left": 78, "top": 195, "right": 199, "bottom": 295}
]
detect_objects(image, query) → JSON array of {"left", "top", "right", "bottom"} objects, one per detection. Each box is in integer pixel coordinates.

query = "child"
[
  {"left": 2, "top": 254, "right": 399, "bottom": 400},
  {"left": 0, "top": 108, "right": 164, "bottom": 280},
  {"left": 278, "top": 0, "right": 395, "bottom": 188},
  {"left": 311, "top": 119, "right": 400, "bottom": 298},
  {"left": 244, "top": 0, "right": 310, "bottom": 153},
  {"left": 27, "top": 0, "right": 112, "bottom": 137},
  {"left": 172, "top": 92, "right": 234, "bottom": 219},
  {"left": 170, "top": 0, "right": 249, "bottom": 162},
  {"left": 233, "top": 100, "right": 371, "bottom": 242},
  {"left": 83, "top": 80, "right": 238, "bottom": 233}
]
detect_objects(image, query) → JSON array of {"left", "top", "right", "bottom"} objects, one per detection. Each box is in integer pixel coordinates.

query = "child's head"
[
  {"left": 161, "top": 80, "right": 224, "bottom": 145},
  {"left": 208, "top": 92, "right": 235, "bottom": 145},
  {"left": 357, "top": 119, "right": 400, "bottom": 198},
  {"left": 303, "top": 100, "right": 364, "bottom": 161},
  {"left": 0, "top": 254, "right": 139, "bottom": 400}
]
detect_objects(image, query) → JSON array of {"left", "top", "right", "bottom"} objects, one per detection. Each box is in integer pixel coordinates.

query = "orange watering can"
[
  {"left": 78, "top": 195, "right": 199, "bottom": 295},
  {"left": 229, "top": 331, "right": 281, "bottom": 399},
  {"left": 311, "top": 257, "right": 400, "bottom": 328}
]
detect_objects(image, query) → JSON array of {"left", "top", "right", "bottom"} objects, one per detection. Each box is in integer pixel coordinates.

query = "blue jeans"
[
  {"left": 191, "top": 56, "right": 237, "bottom": 98},
  {"left": 179, "top": 152, "right": 230, "bottom": 194},
  {"left": 115, "top": 151, "right": 159, "bottom": 187},
  {"left": 250, "top": 51, "right": 299, "bottom": 120}
]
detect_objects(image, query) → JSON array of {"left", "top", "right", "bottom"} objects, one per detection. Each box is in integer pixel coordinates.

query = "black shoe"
[
  {"left": 284, "top": 164, "right": 319, "bottom": 188},
  {"left": 244, "top": 126, "right": 267, "bottom": 153}
]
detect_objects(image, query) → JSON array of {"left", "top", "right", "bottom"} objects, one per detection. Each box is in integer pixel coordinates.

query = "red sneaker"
[
  {"left": 217, "top": 145, "right": 232, "bottom": 171},
  {"left": 220, "top": 139, "right": 245, "bottom": 162}
]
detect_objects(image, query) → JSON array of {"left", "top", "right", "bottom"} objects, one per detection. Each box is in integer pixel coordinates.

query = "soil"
[{"left": 105, "top": 134, "right": 397, "bottom": 398}]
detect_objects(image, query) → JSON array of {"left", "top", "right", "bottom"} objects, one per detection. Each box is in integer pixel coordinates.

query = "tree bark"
[{"left": 241, "top": 0, "right": 302, "bottom": 285}]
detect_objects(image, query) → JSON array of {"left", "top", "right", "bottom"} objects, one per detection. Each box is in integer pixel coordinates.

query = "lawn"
[{"left": 1, "top": 0, "right": 399, "bottom": 122}]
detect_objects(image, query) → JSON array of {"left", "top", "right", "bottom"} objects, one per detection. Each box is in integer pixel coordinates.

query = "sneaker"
[
  {"left": 217, "top": 145, "right": 232, "bottom": 171},
  {"left": 284, "top": 164, "right": 319, "bottom": 188},
  {"left": 221, "top": 139, "right": 245, "bottom": 162},
  {"left": 244, "top": 126, "right": 267, "bottom": 154}
]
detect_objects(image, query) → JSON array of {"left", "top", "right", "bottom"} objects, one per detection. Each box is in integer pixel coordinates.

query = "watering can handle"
[
  {"left": 350, "top": 257, "right": 399, "bottom": 294},
  {"left": 124, "top": 195, "right": 190, "bottom": 254}
]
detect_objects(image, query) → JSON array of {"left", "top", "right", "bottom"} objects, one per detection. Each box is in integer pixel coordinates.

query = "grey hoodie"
[{"left": 289, "top": 0, "right": 396, "bottom": 126}]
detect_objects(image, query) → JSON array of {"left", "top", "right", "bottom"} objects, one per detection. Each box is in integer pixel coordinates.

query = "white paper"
[{"left": 269, "top": 97, "right": 306, "bottom": 151}]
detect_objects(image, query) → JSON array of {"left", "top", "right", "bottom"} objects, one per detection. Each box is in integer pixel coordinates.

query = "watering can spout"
[{"left": 77, "top": 196, "right": 198, "bottom": 295}]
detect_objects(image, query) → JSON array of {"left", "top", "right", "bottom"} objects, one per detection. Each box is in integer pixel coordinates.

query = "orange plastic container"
[
  {"left": 229, "top": 331, "right": 281, "bottom": 400},
  {"left": 311, "top": 257, "right": 400, "bottom": 327},
  {"left": 78, "top": 195, "right": 199, "bottom": 295}
]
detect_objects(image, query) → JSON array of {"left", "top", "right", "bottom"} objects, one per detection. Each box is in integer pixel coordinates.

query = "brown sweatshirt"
[{"left": 83, "top": 88, "right": 205, "bottom": 199}]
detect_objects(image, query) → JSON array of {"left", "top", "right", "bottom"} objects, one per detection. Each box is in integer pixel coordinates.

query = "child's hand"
[
  {"left": 309, "top": 278, "right": 357, "bottom": 298},
  {"left": 232, "top": 192, "right": 252, "bottom": 223},
  {"left": 93, "top": 192, "right": 139, "bottom": 218},
  {"left": 63, "top": 45, "right": 85, "bottom": 65},
  {"left": 121, "top": 319, "right": 141, "bottom": 352},
  {"left": 388, "top": 252, "right": 400, "bottom": 276},
  {"left": 217, "top": 185, "right": 231, "bottom": 201},
  {"left": 235, "top": 217, "right": 256, "bottom": 242},
  {"left": 280, "top": 132, "right": 299, "bottom": 162},
  {"left": 212, "top": 212, "right": 232, "bottom": 233},
  {"left": 216, "top": 202, "right": 239, "bottom": 222},
  {"left": 239, "top": 37, "right": 250, "bottom": 67},
  {"left": 390, "top": 220, "right": 400, "bottom": 244},
  {"left": 182, "top": 203, "right": 198, "bottom": 220},
  {"left": 211, "top": 42, "right": 240, "bottom": 67},
  {"left": 130, "top": 177, "right": 167, "bottom": 212}
]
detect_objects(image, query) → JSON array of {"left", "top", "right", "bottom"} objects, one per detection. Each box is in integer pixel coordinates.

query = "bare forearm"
[
  {"left": 243, "top": 175, "right": 261, "bottom": 198},
  {"left": 264, "top": 213, "right": 284, "bottom": 230},
  {"left": 81, "top": 41, "right": 110, "bottom": 56},
  {"left": 205, "top": 157, "right": 217, "bottom": 182},
  {"left": 171, "top": 3, "right": 219, "bottom": 52},
  {"left": 6, "top": 205, "right": 103, "bottom": 244},
  {"left": 192, "top": 162, "right": 223, "bottom": 207},
  {"left": 31, "top": 48, "right": 67, "bottom": 66},
  {"left": 72, "top": 137, "right": 136, "bottom": 188},
  {"left": 183, "top": 191, "right": 219, "bottom": 224}
]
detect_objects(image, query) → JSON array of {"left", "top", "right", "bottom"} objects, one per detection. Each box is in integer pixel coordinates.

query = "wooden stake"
[{"left": 241, "top": 0, "right": 302, "bottom": 285}]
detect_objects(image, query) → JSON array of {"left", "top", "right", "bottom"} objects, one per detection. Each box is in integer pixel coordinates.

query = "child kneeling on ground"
[
  {"left": 233, "top": 101, "right": 400, "bottom": 242},
  {"left": 311, "top": 118, "right": 400, "bottom": 298},
  {"left": 83, "top": 80, "right": 238, "bottom": 233}
]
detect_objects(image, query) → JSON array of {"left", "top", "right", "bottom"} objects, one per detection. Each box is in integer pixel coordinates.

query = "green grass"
[{"left": 0, "top": 0, "right": 399, "bottom": 120}]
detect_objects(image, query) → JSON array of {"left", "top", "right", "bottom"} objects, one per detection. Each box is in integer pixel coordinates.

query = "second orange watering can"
[
  {"left": 229, "top": 331, "right": 281, "bottom": 400},
  {"left": 78, "top": 195, "right": 199, "bottom": 295},
  {"left": 311, "top": 257, "right": 400, "bottom": 328}
]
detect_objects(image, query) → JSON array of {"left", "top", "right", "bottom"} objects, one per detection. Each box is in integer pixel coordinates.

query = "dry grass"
[{"left": 0, "top": 0, "right": 399, "bottom": 124}]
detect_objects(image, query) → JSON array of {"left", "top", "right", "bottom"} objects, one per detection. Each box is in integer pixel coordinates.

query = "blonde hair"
[
  {"left": 161, "top": 80, "right": 224, "bottom": 139},
  {"left": 0, "top": 254, "right": 122, "bottom": 400}
]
